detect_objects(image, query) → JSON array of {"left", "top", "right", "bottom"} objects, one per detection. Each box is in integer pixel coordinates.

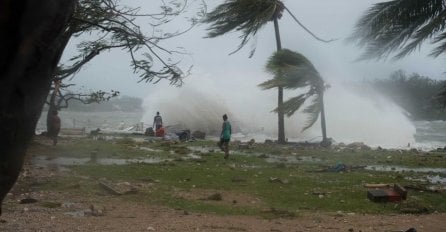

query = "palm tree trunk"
[
  {"left": 273, "top": 17, "right": 286, "bottom": 144},
  {"left": 320, "top": 93, "right": 328, "bottom": 146}
]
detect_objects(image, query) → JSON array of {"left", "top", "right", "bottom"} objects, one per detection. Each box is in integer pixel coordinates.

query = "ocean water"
[
  {"left": 413, "top": 120, "right": 446, "bottom": 149},
  {"left": 36, "top": 111, "right": 144, "bottom": 133},
  {"left": 36, "top": 110, "right": 446, "bottom": 150}
]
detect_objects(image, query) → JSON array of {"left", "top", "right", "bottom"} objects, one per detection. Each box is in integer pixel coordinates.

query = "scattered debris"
[
  {"left": 404, "top": 184, "right": 446, "bottom": 193},
  {"left": 269, "top": 177, "right": 290, "bottom": 185},
  {"left": 99, "top": 179, "right": 139, "bottom": 195},
  {"left": 191, "top": 130, "right": 206, "bottom": 139},
  {"left": 366, "top": 183, "right": 407, "bottom": 202},
  {"left": 260, "top": 207, "right": 295, "bottom": 218}
]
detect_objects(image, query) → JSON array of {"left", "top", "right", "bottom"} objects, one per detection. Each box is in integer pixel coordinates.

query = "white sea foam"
[{"left": 141, "top": 74, "right": 418, "bottom": 148}]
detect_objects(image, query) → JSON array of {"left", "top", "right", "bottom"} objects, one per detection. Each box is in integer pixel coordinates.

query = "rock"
[
  {"left": 257, "top": 154, "right": 269, "bottom": 158},
  {"left": 347, "top": 142, "right": 371, "bottom": 150},
  {"left": 269, "top": 177, "right": 290, "bottom": 184},
  {"left": 192, "top": 130, "right": 206, "bottom": 139},
  {"left": 265, "top": 139, "right": 274, "bottom": 144},
  {"left": 238, "top": 143, "right": 250, "bottom": 149},
  {"left": 90, "top": 204, "right": 105, "bottom": 216}
]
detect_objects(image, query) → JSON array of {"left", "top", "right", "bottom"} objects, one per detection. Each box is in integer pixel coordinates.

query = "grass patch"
[{"left": 30, "top": 138, "right": 446, "bottom": 217}]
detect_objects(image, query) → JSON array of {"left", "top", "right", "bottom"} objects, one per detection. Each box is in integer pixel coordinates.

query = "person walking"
[
  {"left": 48, "top": 110, "right": 61, "bottom": 145},
  {"left": 218, "top": 114, "right": 231, "bottom": 159}
]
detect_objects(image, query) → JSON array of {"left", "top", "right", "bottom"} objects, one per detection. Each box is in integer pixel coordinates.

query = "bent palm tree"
[
  {"left": 259, "top": 49, "right": 328, "bottom": 144},
  {"left": 203, "top": 0, "right": 332, "bottom": 144},
  {"left": 350, "top": 0, "right": 446, "bottom": 60}
]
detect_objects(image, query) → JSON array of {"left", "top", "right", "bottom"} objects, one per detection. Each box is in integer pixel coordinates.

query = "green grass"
[{"left": 30, "top": 138, "right": 446, "bottom": 217}]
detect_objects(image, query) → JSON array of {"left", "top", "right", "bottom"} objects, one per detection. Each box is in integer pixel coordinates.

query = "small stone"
[{"left": 147, "top": 226, "right": 155, "bottom": 231}]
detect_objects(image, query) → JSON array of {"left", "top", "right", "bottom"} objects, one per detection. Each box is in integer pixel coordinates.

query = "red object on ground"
[
  {"left": 155, "top": 127, "right": 165, "bottom": 137},
  {"left": 385, "top": 189, "right": 402, "bottom": 202}
]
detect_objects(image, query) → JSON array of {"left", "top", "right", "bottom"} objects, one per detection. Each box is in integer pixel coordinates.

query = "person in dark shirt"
[{"left": 153, "top": 111, "right": 163, "bottom": 130}]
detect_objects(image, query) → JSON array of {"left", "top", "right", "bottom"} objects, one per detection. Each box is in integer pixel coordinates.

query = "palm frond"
[
  {"left": 203, "top": 0, "right": 284, "bottom": 56},
  {"left": 265, "top": 49, "right": 312, "bottom": 73},
  {"left": 301, "top": 94, "right": 323, "bottom": 131},
  {"left": 272, "top": 94, "right": 306, "bottom": 116},
  {"left": 430, "top": 31, "right": 446, "bottom": 56},
  {"left": 258, "top": 77, "right": 285, "bottom": 89},
  {"left": 281, "top": 66, "right": 321, "bottom": 89},
  {"left": 349, "top": 0, "right": 446, "bottom": 60}
]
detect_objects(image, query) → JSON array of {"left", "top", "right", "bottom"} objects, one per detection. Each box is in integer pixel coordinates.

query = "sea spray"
[
  {"left": 302, "top": 83, "right": 416, "bottom": 148},
  {"left": 141, "top": 75, "right": 416, "bottom": 148}
]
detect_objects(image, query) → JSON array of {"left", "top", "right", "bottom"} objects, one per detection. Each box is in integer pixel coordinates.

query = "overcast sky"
[
  {"left": 62, "top": 0, "right": 446, "bottom": 98},
  {"left": 57, "top": 0, "right": 446, "bottom": 147}
]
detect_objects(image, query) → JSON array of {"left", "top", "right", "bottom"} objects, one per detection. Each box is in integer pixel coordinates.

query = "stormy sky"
[{"left": 62, "top": 0, "right": 445, "bottom": 98}]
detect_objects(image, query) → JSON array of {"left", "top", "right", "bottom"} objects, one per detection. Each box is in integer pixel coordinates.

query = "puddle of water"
[
  {"left": 32, "top": 156, "right": 172, "bottom": 167},
  {"left": 427, "top": 175, "right": 446, "bottom": 185},
  {"left": 186, "top": 154, "right": 202, "bottom": 160},
  {"left": 265, "top": 155, "right": 322, "bottom": 164},
  {"left": 187, "top": 146, "right": 218, "bottom": 153},
  {"left": 139, "top": 147, "right": 162, "bottom": 152},
  {"left": 365, "top": 165, "right": 446, "bottom": 174}
]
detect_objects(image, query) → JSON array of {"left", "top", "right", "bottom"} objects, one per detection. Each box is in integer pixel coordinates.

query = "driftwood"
[{"left": 99, "top": 180, "right": 123, "bottom": 195}]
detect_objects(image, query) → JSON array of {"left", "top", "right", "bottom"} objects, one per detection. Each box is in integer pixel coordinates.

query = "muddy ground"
[{"left": 1, "top": 160, "right": 445, "bottom": 232}]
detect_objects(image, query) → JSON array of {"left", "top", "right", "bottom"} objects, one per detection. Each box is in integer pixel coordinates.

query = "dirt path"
[{"left": 1, "top": 195, "right": 445, "bottom": 232}]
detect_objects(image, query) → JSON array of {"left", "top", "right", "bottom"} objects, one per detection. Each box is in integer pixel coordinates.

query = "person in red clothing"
[{"left": 155, "top": 126, "right": 165, "bottom": 137}]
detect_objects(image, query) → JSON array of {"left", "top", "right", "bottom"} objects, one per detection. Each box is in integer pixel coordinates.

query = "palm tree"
[
  {"left": 203, "top": 0, "right": 332, "bottom": 144},
  {"left": 259, "top": 49, "right": 328, "bottom": 144},
  {"left": 350, "top": 0, "right": 446, "bottom": 106},
  {"left": 350, "top": 0, "right": 446, "bottom": 60}
]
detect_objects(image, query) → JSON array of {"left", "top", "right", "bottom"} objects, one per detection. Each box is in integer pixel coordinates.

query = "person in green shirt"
[{"left": 218, "top": 114, "right": 231, "bottom": 159}]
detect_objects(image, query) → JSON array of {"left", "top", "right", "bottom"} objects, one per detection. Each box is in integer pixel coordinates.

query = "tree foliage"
[
  {"left": 57, "top": 95, "right": 143, "bottom": 112},
  {"left": 259, "top": 49, "right": 326, "bottom": 131},
  {"left": 203, "top": 0, "right": 284, "bottom": 56},
  {"left": 203, "top": 0, "right": 332, "bottom": 143},
  {"left": 203, "top": 0, "right": 332, "bottom": 57},
  {"left": 350, "top": 0, "right": 446, "bottom": 60},
  {"left": 48, "top": 83, "right": 120, "bottom": 111},
  {"left": 58, "top": 0, "right": 206, "bottom": 85},
  {"left": 371, "top": 70, "right": 446, "bottom": 120}
]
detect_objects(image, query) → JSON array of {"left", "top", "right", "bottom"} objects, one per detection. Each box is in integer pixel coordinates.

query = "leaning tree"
[
  {"left": 0, "top": 0, "right": 76, "bottom": 215},
  {"left": 43, "top": 0, "right": 205, "bottom": 131},
  {"left": 259, "top": 49, "right": 328, "bottom": 145},
  {"left": 0, "top": 0, "right": 205, "bottom": 214},
  {"left": 203, "top": 0, "right": 332, "bottom": 143}
]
